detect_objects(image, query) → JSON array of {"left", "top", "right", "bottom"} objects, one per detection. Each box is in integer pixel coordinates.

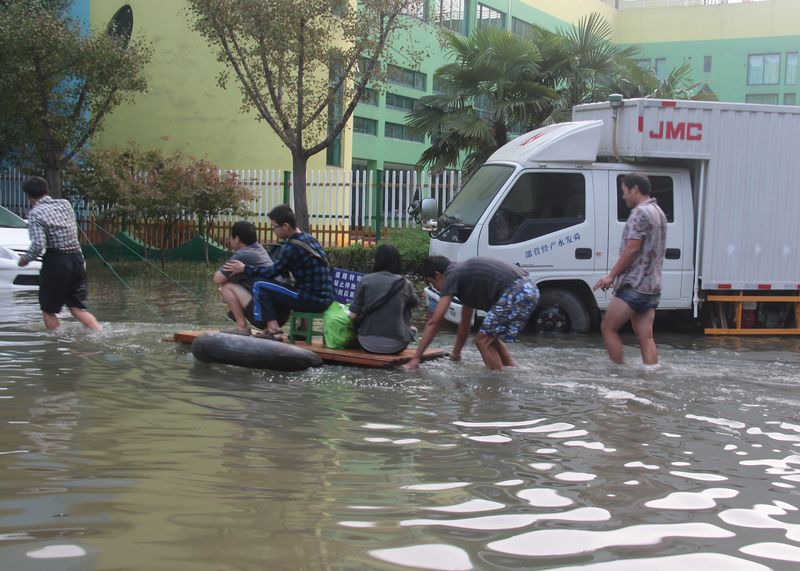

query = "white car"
[{"left": 0, "top": 205, "right": 41, "bottom": 289}]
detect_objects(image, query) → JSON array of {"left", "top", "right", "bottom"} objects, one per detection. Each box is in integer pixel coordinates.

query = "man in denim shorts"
[
  {"left": 593, "top": 173, "right": 667, "bottom": 365},
  {"left": 403, "top": 256, "right": 540, "bottom": 371}
]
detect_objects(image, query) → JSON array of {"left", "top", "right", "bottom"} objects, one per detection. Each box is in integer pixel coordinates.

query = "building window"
[
  {"left": 401, "top": 1, "right": 425, "bottom": 19},
  {"left": 360, "top": 88, "right": 379, "bottom": 106},
  {"left": 703, "top": 55, "right": 712, "bottom": 73},
  {"left": 745, "top": 93, "right": 779, "bottom": 105},
  {"left": 512, "top": 17, "right": 533, "bottom": 37},
  {"left": 748, "top": 54, "right": 780, "bottom": 85},
  {"left": 786, "top": 52, "right": 798, "bottom": 85},
  {"left": 385, "top": 122, "right": 424, "bottom": 143},
  {"left": 784, "top": 93, "right": 796, "bottom": 106},
  {"left": 434, "top": 0, "right": 465, "bottom": 34},
  {"left": 476, "top": 4, "right": 505, "bottom": 30},
  {"left": 432, "top": 76, "right": 455, "bottom": 94},
  {"left": 353, "top": 116, "right": 378, "bottom": 136},
  {"left": 655, "top": 58, "right": 667, "bottom": 80},
  {"left": 386, "top": 93, "right": 417, "bottom": 112},
  {"left": 387, "top": 64, "right": 426, "bottom": 91}
]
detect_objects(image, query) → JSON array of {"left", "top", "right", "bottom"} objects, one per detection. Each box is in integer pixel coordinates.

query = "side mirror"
[{"left": 420, "top": 198, "right": 438, "bottom": 232}]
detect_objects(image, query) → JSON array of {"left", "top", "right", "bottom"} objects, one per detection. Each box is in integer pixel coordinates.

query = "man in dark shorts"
[
  {"left": 403, "top": 256, "right": 540, "bottom": 371},
  {"left": 593, "top": 173, "right": 667, "bottom": 365},
  {"left": 213, "top": 221, "right": 274, "bottom": 335},
  {"left": 17, "top": 176, "right": 100, "bottom": 331}
]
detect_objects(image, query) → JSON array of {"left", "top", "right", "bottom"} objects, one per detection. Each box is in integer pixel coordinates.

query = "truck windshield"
[{"left": 441, "top": 164, "right": 514, "bottom": 226}]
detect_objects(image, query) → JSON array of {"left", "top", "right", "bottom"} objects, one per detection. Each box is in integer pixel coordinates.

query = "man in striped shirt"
[{"left": 18, "top": 177, "right": 100, "bottom": 331}]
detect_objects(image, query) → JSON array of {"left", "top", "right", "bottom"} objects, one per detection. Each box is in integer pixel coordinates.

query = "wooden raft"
[{"left": 173, "top": 331, "right": 444, "bottom": 368}]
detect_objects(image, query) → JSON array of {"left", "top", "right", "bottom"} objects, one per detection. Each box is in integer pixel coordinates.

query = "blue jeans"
[
  {"left": 615, "top": 285, "right": 660, "bottom": 314},
  {"left": 252, "top": 280, "right": 329, "bottom": 323}
]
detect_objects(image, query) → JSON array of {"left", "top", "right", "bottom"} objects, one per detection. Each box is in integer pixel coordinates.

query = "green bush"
[
  {"left": 327, "top": 242, "right": 377, "bottom": 273},
  {"left": 326, "top": 227, "right": 430, "bottom": 275},
  {"left": 382, "top": 227, "right": 430, "bottom": 275}
]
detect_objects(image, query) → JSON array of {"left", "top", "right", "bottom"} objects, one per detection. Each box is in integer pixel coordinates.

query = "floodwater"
[{"left": 1, "top": 265, "right": 799, "bottom": 571}]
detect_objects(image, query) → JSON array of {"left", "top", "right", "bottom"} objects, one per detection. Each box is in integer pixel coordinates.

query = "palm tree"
[
  {"left": 530, "top": 12, "right": 641, "bottom": 124},
  {"left": 610, "top": 60, "right": 717, "bottom": 101},
  {"left": 406, "top": 27, "right": 556, "bottom": 176}
]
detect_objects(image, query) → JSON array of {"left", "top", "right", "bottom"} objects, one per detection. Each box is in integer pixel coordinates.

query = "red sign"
[{"left": 646, "top": 121, "right": 703, "bottom": 141}]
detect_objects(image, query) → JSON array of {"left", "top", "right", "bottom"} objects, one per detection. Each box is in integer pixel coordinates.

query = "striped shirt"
[
  {"left": 245, "top": 231, "right": 333, "bottom": 306},
  {"left": 22, "top": 196, "right": 82, "bottom": 262}
]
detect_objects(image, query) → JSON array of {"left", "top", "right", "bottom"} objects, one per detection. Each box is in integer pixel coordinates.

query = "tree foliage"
[
  {"left": 407, "top": 27, "right": 556, "bottom": 177},
  {"left": 70, "top": 146, "right": 253, "bottom": 265},
  {"left": 0, "top": 0, "right": 151, "bottom": 197},
  {"left": 186, "top": 0, "right": 429, "bottom": 230}
]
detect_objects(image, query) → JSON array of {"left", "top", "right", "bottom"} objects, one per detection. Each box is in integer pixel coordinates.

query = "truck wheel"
[{"left": 532, "top": 289, "right": 591, "bottom": 334}]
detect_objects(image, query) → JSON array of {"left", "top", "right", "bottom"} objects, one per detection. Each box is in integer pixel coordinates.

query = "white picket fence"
[{"left": 1, "top": 167, "right": 461, "bottom": 228}]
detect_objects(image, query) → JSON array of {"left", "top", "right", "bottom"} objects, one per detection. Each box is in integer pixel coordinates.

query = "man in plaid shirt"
[
  {"left": 224, "top": 204, "right": 332, "bottom": 341},
  {"left": 18, "top": 177, "right": 100, "bottom": 331}
]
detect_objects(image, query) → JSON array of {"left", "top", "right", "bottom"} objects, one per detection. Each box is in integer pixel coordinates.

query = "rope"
[
  {"left": 77, "top": 224, "right": 168, "bottom": 323},
  {"left": 83, "top": 219, "right": 203, "bottom": 299}
]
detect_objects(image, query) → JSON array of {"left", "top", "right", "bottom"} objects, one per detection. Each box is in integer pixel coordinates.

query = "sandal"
[{"left": 254, "top": 330, "right": 286, "bottom": 342}]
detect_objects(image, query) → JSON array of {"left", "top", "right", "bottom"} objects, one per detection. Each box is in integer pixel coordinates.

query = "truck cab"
[{"left": 421, "top": 121, "right": 694, "bottom": 333}]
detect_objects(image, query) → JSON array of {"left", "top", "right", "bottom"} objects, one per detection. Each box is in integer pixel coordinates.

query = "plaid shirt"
[
  {"left": 22, "top": 196, "right": 82, "bottom": 262},
  {"left": 245, "top": 231, "right": 333, "bottom": 305}
]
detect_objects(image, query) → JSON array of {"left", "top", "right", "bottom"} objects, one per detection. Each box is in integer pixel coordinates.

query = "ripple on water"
[
  {"left": 548, "top": 553, "right": 771, "bottom": 571},
  {"left": 487, "top": 522, "right": 735, "bottom": 557},
  {"left": 740, "top": 542, "right": 800, "bottom": 564},
  {"left": 370, "top": 544, "right": 471, "bottom": 571},
  {"left": 644, "top": 488, "right": 739, "bottom": 510},
  {"left": 400, "top": 507, "right": 611, "bottom": 531}
]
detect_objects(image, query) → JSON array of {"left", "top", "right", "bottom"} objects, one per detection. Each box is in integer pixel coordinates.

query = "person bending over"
[{"left": 403, "top": 256, "right": 539, "bottom": 371}]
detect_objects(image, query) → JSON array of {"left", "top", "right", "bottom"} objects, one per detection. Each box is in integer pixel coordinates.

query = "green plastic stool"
[{"left": 288, "top": 311, "right": 325, "bottom": 345}]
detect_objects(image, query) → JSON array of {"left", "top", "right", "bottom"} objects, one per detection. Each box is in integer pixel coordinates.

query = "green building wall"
[{"left": 615, "top": 0, "right": 800, "bottom": 104}]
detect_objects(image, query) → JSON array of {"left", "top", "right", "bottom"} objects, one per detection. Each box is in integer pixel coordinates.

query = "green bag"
[{"left": 323, "top": 302, "right": 357, "bottom": 349}]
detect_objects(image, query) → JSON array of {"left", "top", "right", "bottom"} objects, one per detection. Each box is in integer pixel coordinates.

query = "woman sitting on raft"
[{"left": 349, "top": 244, "right": 418, "bottom": 354}]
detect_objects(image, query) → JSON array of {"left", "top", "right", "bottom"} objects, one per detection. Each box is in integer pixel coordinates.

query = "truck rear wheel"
[{"left": 532, "top": 289, "right": 591, "bottom": 334}]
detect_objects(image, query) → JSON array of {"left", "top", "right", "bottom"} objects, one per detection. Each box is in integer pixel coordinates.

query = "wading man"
[
  {"left": 403, "top": 256, "right": 539, "bottom": 371},
  {"left": 593, "top": 173, "right": 667, "bottom": 365},
  {"left": 17, "top": 176, "right": 100, "bottom": 331}
]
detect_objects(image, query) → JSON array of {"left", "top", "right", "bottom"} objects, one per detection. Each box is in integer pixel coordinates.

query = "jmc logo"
[{"left": 647, "top": 120, "right": 703, "bottom": 141}]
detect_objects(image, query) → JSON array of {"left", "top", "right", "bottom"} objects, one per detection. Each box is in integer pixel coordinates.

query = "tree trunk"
[
  {"left": 45, "top": 166, "right": 63, "bottom": 198},
  {"left": 291, "top": 152, "right": 310, "bottom": 231}
]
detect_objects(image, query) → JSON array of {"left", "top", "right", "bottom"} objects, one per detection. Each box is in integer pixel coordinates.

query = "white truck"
[{"left": 417, "top": 98, "right": 800, "bottom": 334}]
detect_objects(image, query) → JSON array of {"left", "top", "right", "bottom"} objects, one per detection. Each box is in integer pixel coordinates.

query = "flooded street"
[{"left": 1, "top": 266, "right": 799, "bottom": 570}]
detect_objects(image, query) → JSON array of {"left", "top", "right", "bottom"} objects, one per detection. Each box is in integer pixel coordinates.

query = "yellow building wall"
[
  {"left": 90, "top": 1, "right": 350, "bottom": 172},
  {"left": 523, "top": 0, "right": 617, "bottom": 25},
  {"left": 615, "top": 0, "right": 800, "bottom": 43}
]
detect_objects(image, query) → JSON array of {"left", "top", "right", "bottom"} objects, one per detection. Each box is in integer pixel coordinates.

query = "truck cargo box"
[{"left": 574, "top": 99, "right": 800, "bottom": 291}]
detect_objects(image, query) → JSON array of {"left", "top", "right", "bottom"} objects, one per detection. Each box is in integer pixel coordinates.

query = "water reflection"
[{"left": 0, "top": 268, "right": 799, "bottom": 570}]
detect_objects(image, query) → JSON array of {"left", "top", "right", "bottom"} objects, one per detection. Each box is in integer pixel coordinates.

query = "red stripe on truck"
[
  {"left": 661, "top": 101, "right": 677, "bottom": 107},
  {"left": 638, "top": 116, "right": 644, "bottom": 132}
]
